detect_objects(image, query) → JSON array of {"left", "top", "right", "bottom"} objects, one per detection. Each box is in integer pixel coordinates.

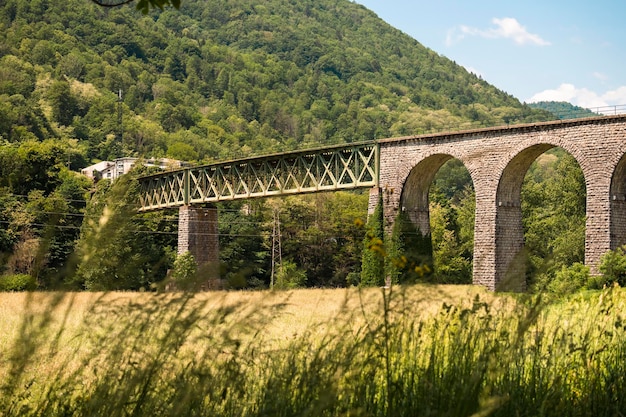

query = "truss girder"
[{"left": 138, "top": 143, "right": 378, "bottom": 211}]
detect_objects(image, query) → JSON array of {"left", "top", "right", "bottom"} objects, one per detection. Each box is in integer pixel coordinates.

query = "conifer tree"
[
  {"left": 360, "top": 198, "right": 385, "bottom": 287},
  {"left": 386, "top": 210, "right": 432, "bottom": 284}
]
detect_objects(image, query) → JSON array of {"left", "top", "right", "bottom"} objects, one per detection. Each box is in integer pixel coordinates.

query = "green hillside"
[
  {"left": 528, "top": 101, "right": 597, "bottom": 119},
  {"left": 0, "top": 0, "right": 550, "bottom": 164}
]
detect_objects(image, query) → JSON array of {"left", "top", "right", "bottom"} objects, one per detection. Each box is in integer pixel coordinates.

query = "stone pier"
[{"left": 178, "top": 205, "right": 220, "bottom": 285}]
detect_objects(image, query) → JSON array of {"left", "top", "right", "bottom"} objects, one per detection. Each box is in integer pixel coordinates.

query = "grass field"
[{"left": 1, "top": 285, "right": 625, "bottom": 416}]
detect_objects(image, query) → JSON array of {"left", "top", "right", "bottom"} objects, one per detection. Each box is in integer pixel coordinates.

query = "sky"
[{"left": 355, "top": 0, "right": 626, "bottom": 109}]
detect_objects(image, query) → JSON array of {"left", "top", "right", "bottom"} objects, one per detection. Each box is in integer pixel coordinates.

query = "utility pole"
[
  {"left": 270, "top": 208, "right": 282, "bottom": 289},
  {"left": 117, "top": 89, "right": 123, "bottom": 145}
]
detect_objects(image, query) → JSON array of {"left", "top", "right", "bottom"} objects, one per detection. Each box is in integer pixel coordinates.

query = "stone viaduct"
[
  {"left": 139, "top": 115, "right": 626, "bottom": 291},
  {"left": 377, "top": 115, "right": 626, "bottom": 290}
]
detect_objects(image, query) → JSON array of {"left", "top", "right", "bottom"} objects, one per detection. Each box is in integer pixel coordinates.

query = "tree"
[
  {"left": 47, "top": 80, "right": 78, "bottom": 127},
  {"left": 522, "top": 150, "right": 586, "bottom": 290},
  {"left": 360, "top": 198, "right": 385, "bottom": 287},
  {"left": 387, "top": 210, "right": 432, "bottom": 284},
  {"left": 218, "top": 201, "right": 269, "bottom": 289},
  {"left": 73, "top": 174, "right": 172, "bottom": 290},
  {"left": 170, "top": 251, "right": 197, "bottom": 290},
  {"left": 90, "top": 0, "right": 181, "bottom": 14}
]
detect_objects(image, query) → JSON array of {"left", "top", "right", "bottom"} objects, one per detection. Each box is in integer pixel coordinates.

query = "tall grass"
[{"left": 1, "top": 286, "right": 625, "bottom": 416}]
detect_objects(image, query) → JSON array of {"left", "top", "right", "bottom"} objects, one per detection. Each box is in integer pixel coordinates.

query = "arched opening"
[
  {"left": 610, "top": 153, "right": 626, "bottom": 249},
  {"left": 497, "top": 145, "right": 586, "bottom": 291},
  {"left": 399, "top": 155, "right": 475, "bottom": 284}
]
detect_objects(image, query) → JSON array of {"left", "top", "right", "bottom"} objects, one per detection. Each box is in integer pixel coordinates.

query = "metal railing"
[{"left": 549, "top": 104, "right": 626, "bottom": 119}]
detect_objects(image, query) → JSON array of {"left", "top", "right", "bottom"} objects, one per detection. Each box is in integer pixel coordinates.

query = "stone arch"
[
  {"left": 610, "top": 153, "right": 626, "bottom": 249},
  {"left": 399, "top": 153, "right": 454, "bottom": 235},
  {"left": 495, "top": 143, "right": 588, "bottom": 290}
]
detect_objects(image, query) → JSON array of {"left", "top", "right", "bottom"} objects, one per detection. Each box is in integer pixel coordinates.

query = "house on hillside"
[{"left": 81, "top": 157, "right": 187, "bottom": 181}]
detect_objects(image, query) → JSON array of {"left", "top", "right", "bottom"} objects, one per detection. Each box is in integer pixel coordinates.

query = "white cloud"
[
  {"left": 527, "top": 83, "right": 626, "bottom": 109},
  {"left": 603, "top": 86, "right": 626, "bottom": 103},
  {"left": 446, "top": 17, "right": 550, "bottom": 46}
]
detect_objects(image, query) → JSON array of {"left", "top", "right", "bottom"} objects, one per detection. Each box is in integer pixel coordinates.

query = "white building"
[{"left": 81, "top": 157, "right": 187, "bottom": 181}]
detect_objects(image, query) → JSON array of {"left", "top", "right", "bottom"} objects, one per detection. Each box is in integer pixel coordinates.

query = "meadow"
[{"left": 1, "top": 285, "right": 625, "bottom": 416}]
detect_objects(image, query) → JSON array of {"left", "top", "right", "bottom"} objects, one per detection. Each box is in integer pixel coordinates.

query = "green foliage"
[
  {"left": 1, "top": 0, "right": 547, "bottom": 164},
  {"left": 73, "top": 175, "right": 174, "bottom": 290},
  {"left": 218, "top": 201, "right": 269, "bottom": 289},
  {"left": 523, "top": 150, "right": 586, "bottom": 290},
  {"left": 361, "top": 198, "right": 385, "bottom": 287},
  {"left": 0, "top": 0, "right": 580, "bottom": 290},
  {"left": 547, "top": 262, "right": 590, "bottom": 294},
  {"left": 429, "top": 198, "right": 474, "bottom": 284},
  {"left": 428, "top": 159, "right": 475, "bottom": 284},
  {"left": 429, "top": 159, "right": 472, "bottom": 205},
  {"left": 170, "top": 251, "right": 196, "bottom": 289},
  {"left": 134, "top": 0, "right": 181, "bottom": 14},
  {"left": 0, "top": 273, "right": 36, "bottom": 291},
  {"left": 386, "top": 210, "right": 432, "bottom": 284},
  {"left": 598, "top": 245, "right": 626, "bottom": 288},
  {"left": 0, "top": 140, "right": 90, "bottom": 287},
  {"left": 273, "top": 259, "right": 307, "bottom": 290},
  {"left": 528, "top": 101, "right": 598, "bottom": 119},
  {"left": 278, "top": 193, "right": 367, "bottom": 287},
  {"left": 47, "top": 80, "right": 79, "bottom": 127}
]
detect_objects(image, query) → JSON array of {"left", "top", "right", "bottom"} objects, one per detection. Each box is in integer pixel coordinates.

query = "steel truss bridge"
[{"left": 138, "top": 142, "right": 379, "bottom": 211}]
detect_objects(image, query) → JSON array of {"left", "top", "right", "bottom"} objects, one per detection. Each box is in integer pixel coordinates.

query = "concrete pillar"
[{"left": 178, "top": 205, "right": 220, "bottom": 281}]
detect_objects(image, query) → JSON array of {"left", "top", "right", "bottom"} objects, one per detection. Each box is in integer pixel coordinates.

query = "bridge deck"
[{"left": 138, "top": 142, "right": 379, "bottom": 211}]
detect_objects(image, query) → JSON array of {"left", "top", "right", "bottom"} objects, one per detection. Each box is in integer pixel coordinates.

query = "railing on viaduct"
[{"left": 138, "top": 142, "right": 379, "bottom": 211}]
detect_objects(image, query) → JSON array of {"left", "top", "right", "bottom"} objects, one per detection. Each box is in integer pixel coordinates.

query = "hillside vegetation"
[
  {"left": 528, "top": 101, "right": 598, "bottom": 119},
  {"left": 0, "top": 0, "right": 549, "bottom": 161}
]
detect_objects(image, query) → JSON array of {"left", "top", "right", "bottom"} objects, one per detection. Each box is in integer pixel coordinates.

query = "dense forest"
[
  {"left": 528, "top": 101, "right": 598, "bottom": 119},
  {"left": 0, "top": 0, "right": 593, "bottom": 291}
]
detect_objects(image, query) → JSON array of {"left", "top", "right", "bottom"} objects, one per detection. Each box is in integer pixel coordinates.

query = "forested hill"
[
  {"left": 0, "top": 0, "right": 550, "bottom": 165},
  {"left": 528, "top": 101, "right": 597, "bottom": 119}
]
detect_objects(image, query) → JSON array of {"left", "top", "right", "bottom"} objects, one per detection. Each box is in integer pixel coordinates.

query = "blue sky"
[{"left": 355, "top": 0, "right": 626, "bottom": 109}]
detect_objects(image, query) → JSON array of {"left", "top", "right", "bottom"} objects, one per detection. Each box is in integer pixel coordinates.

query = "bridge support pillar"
[
  {"left": 367, "top": 187, "right": 381, "bottom": 215},
  {"left": 494, "top": 204, "right": 526, "bottom": 292},
  {"left": 178, "top": 205, "right": 220, "bottom": 287}
]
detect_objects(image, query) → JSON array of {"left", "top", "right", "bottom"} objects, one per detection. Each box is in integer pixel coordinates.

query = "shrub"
[
  {"left": 360, "top": 198, "right": 385, "bottom": 287},
  {"left": 0, "top": 274, "right": 36, "bottom": 291},
  {"left": 387, "top": 210, "right": 433, "bottom": 284},
  {"left": 598, "top": 245, "right": 626, "bottom": 287},
  {"left": 273, "top": 260, "right": 307, "bottom": 289},
  {"left": 171, "top": 251, "right": 197, "bottom": 290},
  {"left": 547, "top": 262, "right": 589, "bottom": 294}
]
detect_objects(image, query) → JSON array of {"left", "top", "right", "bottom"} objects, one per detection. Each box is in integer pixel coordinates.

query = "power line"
[{"left": 0, "top": 220, "right": 272, "bottom": 238}]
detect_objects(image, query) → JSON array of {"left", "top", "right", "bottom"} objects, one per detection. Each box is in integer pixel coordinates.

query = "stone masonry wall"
[{"left": 178, "top": 205, "right": 219, "bottom": 265}]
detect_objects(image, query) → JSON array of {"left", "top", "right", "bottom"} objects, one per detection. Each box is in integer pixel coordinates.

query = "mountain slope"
[
  {"left": 0, "top": 0, "right": 550, "bottom": 164},
  {"left": 528, "top": 101, "right": 597, "bottom": 119}
]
